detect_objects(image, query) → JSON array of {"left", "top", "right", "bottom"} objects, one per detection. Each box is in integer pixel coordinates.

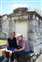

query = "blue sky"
[{"left": 0, "top": 0, "right": 42, "bottom": 15}]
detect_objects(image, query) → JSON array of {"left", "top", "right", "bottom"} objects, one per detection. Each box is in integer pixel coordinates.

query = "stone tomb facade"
[{"left": 0, "top": 7, "right": 42, "bottom": 53}]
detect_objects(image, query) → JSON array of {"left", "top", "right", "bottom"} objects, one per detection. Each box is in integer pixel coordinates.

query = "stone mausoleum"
[{"left": 0, "top": 7, "right": 42, "bottom": 53}]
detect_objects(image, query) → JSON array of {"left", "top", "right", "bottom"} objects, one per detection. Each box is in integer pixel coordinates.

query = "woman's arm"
[
  {"left": 15, "top": 41, "right": 25, "bottom": 52},
  {"left": 15, "top": 47, "right": 25, "bottom": 52}
]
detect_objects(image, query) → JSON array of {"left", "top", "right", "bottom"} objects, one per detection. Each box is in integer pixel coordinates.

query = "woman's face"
[{"left": 19, "top": 35, "right": 23, "bottom": 40}]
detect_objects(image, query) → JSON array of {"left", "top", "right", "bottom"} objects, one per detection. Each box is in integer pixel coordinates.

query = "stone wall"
[{"left": 28, "top": 15, "right": 42, "bottom": 54}]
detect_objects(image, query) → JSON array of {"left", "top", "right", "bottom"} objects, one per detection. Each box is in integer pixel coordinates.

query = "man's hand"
[{"left": 14, "top": 49, "right": 18, "bottom": 52}]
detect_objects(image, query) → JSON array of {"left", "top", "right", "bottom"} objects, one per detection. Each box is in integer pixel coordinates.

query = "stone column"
[
  {"left": 9, "top": 17, "right": 16, "bottom": 33},
  {"left": 2, "top": 16, "right": 9, "bottom": 38}
]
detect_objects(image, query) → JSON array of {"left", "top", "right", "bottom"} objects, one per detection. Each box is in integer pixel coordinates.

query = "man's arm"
[{"left": 7, "top": 38, "right": 9, "bottom": 47}]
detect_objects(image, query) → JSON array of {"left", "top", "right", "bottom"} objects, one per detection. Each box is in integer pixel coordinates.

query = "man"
[
  {"left": 7, "top": 32, "right": 18, "bottom": 62},
  {"left": 8, "top": 32, "right": 18, "bottom": 49},
  {"left": 2, "top": 32, "right": 18, "bottom": 62}
]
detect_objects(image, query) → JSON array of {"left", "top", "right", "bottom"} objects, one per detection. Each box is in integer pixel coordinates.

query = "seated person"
[
  {"left": 15, "top": 35, "right": 33, "bottom": 57},
  {"left": 7, "top": 32, "right": 18, "bottom": 50},
  {"left": 7, "top": 32, "right": 20, "bottom": 62}
]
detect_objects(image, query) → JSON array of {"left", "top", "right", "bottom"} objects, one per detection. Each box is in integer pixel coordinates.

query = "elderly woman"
[{"left": 14, "top": 35, "right": 34, "bottom": 62}]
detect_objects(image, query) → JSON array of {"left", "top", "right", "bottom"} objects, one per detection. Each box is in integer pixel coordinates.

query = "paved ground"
[
  {"left": 0, "top": 49, "right": 42, "bottom": 62},
  {"left": 36, "top": 54, "right": 42, "bottom": 62}
]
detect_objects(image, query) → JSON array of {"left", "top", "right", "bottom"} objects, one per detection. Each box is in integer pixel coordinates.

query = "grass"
[
  {"left": 0, "top": 40, "right": 7, "bottom": 46},
  {"left": 0, "top": 32, "right": 7, "bottom": 46}
]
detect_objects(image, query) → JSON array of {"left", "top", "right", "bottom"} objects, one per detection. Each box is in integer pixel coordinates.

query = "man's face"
[
  {"left": 10, "top": 33, "right": 13, "bottom": 39},
  {"left": 12, "top": 32, "right": 16, "bottom": 37}
]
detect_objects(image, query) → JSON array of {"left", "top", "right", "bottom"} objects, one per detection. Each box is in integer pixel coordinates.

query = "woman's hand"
[{"left": 14, "top": 48, "right": 24, "bottom": 52}]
